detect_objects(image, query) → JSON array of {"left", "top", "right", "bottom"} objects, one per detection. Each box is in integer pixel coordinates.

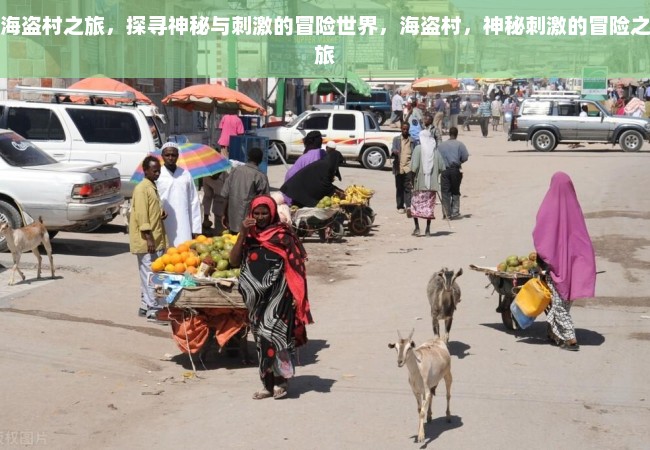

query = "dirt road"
[{"left": 1, "top": 128, "right": 649, "bottom": 449}]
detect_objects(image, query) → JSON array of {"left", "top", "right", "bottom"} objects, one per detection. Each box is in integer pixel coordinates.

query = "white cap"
[
  {"left": 161, "top": 142, "right": 178, "bottom": 150},
  {"left": 325, "top": 141, "right": 337, "bottom": 150}
]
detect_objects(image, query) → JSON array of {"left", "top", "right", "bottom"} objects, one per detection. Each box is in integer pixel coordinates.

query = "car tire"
[
  {"left": 267, "top": 141, "right": 286, "bottom": 164},
  {"left": 619, "top": 130, "right": 644, "bottom": 152},
  {"left": 373, "top": 111, "right": 386, "bottom": 126},
  {"left": 0, "top": 200, "right": 23, "bottom": 253},
  {"left": 531, "top": 130, "right": 556, "bottom": 152},
  {"left": 67, "top": 218, "right": 104, "bottom": 233},
  {"left": 361, "top": 146, "right": 387, "bottom": 170}
]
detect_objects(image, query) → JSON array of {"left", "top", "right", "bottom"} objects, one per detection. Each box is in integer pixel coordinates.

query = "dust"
[
  {"left": 304, "top": 241, "right": 361, "bottom": 282},
  {"left": 574, "top": 297, "right": 650, "bottom": 308},
  {"left": 584, "top": 210, "right": 650, "bottom": 220},
  {"left": 0, "top": 308, "right": 169, "bottom": 338},
  {"left": 629, "top": 332, "right": 650, "bottom": 341},
  {"left": 590, "top": 235, "right": 650, "bottom": 282}
]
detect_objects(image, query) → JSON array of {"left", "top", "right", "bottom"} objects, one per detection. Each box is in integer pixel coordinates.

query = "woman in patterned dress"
[
  {"left": 230, "top": 195, "right": 312, "bottom": 399},
  {"left": 533, "top": 172, "right": 596, "bottom": 351}
]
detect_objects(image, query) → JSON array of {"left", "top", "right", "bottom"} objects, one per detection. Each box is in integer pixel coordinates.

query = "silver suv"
[{"left": 509, "top": 94, "right": 650, "bottom": 152}]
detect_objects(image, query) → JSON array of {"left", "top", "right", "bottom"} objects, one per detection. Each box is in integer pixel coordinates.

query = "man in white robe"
[{"left": 157, "top": 143, "right": 202, "bottom": 246}]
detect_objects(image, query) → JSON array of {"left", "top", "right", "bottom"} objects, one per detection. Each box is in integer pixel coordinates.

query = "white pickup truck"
[{"left": 255, "top": 110, "right": 397, "bottom": 170}]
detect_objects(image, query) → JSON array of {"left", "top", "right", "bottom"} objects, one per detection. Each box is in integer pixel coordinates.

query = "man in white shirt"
[
  {"left": 157, "top": 142, "right": 202, "bottom": 246},
  {"left": 389, "top": 90, "right": 405, "bottom": 127}
]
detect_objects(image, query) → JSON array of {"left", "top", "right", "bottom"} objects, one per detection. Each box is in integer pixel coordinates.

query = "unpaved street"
[{"left": 1, "top": 128, "right": 649, "bottom": 449}]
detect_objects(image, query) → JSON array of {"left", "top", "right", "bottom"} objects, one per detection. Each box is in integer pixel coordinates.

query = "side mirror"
[{"left": 296, "top": 122, "right": 304, "bottom": 130}]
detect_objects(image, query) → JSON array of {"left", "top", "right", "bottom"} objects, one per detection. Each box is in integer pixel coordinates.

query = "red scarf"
[{"left": 248, "top": 196, "right": 312, "bottom": 324}]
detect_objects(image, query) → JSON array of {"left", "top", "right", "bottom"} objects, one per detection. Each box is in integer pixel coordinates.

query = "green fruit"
[
  {"left": 214, "top": 238, "right": 225, "bottom": 250},
  {"left": 506, "top": 255, "right": 519, "bottom": 266},
  {"left": 497, "top": 262, "right": 507, "bottom": 272},
  {"left": 529, "top": 252, "right": 537, "bottom": 262},
  {"left": 223, "top": 242, "right": 234, "bottom": 251},
  {"left": 232, "top": 268, "right": 241, "bottom": 277},
  {"left": 225, "top": 270, "right": 236, "bottom": 278},
  {"left": 216, "top": 259, "right": 229, "bottom": 271},
  {"left": 210, "top": 250, "right": 221, "bottom": 259},
  {"left": 215, "top": 270, "right": 228, "bottom": 278},
  {"left": 220, "top": 249, "right": 230, "bottom": 260},
  {"left": 199, "top": 252, "right": 209, "bottom": 260},
  {"left": 195, "top": 243, "right": 209, "bottom": 254}
]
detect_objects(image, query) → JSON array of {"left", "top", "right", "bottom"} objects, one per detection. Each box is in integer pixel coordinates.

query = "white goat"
[
  {"left": 0, "top": 217, "right": 55, "bottom": 285},
  {"left": 388, "top": 329, "right": 452, "bottom": 443},
  {"left": 427, "top": 267, "right": 463, "bottom": 343}
]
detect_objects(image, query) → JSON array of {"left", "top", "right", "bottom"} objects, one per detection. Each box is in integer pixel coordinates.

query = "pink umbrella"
[{"left": 68, "top": 77, "right": 153, "bottom": 104}]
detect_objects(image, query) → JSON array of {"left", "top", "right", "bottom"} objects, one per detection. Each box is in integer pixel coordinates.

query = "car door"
[
  {"left": 6, "top": 106, "right": 71, "bottom": 161},
  {"left": 289, "top": 112, "right": 330, "bottom": 156},
  {"left": 576, "top": 101, "right": 611, "bottom": 141},
  {"left": 330, "top": 112, "right": 358, "bottom": 158},
  {"left": 553, "top": 102, "right": 579, "bottom": 140}
]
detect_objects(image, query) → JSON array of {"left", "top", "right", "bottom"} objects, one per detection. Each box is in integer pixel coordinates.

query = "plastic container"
[
  {"left": 515, "top": 278, "right": 551, "bottom": 317},
  {"left": 510, "top": 301, "right": 535, "bottom": 329}
]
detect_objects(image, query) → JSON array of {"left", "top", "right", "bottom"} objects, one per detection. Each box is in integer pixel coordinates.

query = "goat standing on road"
[
  {"left": 388, "top": 329, "right": 452, "bottom": 443},
  {"left": 0, "top": 217, "right": 55, "bottom": 285},
  {"left": 427, "top": 267, "right": 463, "bottom": 342}
]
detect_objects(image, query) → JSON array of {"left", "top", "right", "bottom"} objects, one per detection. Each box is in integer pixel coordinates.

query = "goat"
[
  {"left": 427, "top": 267, "right": 463, "bottom": 343},
  {"left": 0, "top": 217, "right": 55, "bottom": 285},
  {"left": 388, "top": 329, "right": 452, "bottom": 443},
  {"left": 119, "top": 201, "right": 131, "bottom": 234}
]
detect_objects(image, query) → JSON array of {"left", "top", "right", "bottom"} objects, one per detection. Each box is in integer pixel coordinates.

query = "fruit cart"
[
  {"left": 339, "top": 203, "right": 375, "bottom": 236},
  {"left": 469, "top": 264, "right": 534, "bottom": 330},
  {"left": 290, "top": 206, "right": 347, "bottom": 242},
  {"left": 152, "top": 274, "right": 249, "bottom": 359}
]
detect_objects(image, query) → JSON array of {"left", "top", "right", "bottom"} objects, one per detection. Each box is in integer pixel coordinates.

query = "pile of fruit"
[
  {"left": 496, "top": 252, "right": 538, "bottom": 274},
  {"left": 315, "top": 195, "right": 339, "bottom": 209},
  {"left": 340, "top": 184, "right": 374, "bottom": 205},
  {"left": 150, "top": 232, "right": 241, "bottom": 279}
]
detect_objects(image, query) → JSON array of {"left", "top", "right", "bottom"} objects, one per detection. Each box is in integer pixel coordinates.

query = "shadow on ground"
[
  {"left": 447, "top": 341, "right": 471, "bottom": 359},
  {"left": 289, "top": 374, "right": 337, "bottom": 398},
  {"left": 480, "top": 321, "right": 605, "bottom": 347},
  {"left": 414, "top": 415, "right": 463, "bottom": 448},
  {"left": 51, "top": 238, "right": 129, "bottom": 257}
]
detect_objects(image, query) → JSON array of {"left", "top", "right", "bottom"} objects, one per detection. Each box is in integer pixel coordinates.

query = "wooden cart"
[
  {"left": 155, "top": 280, "right": 249, "bottom": 357},
  {"left": 469, "top": 264, "right": 534, "bottom": 330}
]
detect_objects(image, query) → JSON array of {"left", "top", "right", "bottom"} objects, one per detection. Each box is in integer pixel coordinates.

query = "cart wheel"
[
  {"left": 500, "top": 295, "right": 516, "bottom": 330},
  {"left": 348, "top": 215, "right": 372, "bottom": 236}
]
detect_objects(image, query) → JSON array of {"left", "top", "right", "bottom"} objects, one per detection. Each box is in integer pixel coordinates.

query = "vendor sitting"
[{"left": 280, "top": 150, "right": 345, "bottom": 208}]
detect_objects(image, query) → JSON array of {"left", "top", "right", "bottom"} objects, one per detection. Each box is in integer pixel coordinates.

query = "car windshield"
[
  {"left": 286, "top": 111, "right": 308, "bottom": 127},
  {"left": 0, "top": 132, "right": 58, "bottom": 167}
]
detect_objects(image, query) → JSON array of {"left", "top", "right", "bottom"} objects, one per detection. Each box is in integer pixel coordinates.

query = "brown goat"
[
  {"left": 427, "top": 267, "right": 463, "bottom": 342},
  {"left": 0, "top": 217, "right": 55, "bottom": 285}
]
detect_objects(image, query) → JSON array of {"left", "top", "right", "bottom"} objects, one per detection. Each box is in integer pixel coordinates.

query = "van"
[{"left": 0, "top": 86, "right": 159, "bottom": 198}]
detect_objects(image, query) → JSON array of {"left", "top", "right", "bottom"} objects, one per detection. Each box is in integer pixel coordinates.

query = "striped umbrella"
[{"left": 130, "top": 143, "right": 231, "bottom": 183}]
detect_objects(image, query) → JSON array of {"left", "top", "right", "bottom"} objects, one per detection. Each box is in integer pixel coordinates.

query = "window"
[
  {"left": 301, "top": 113, "right": 330, "bottom": 130},
  {"left": 347, "top": 93, "right": 371, "bottom": 103},
  {"left": 371, "top": 93, "right": 387, "bottom": 103},
  {"left": 557, "top": 103, "right": 578, "bottom": 116},
  {"left": 0, "top": 132, "right": 57, "bottom": 167},
  {"left": 7, "top": 107, "right": 65, "bottom": 140},
  {"left": 521, "top": 101, "right": 552, "bottom": 115},
  {"left": 66, "top": 108, "right": 141, "bottom": 144},
  {"left": 365, "top": 113, "right": 378, "bottom": 130},
  {"left": 333, "top": 114, "right": 356, "bottom": 131}
]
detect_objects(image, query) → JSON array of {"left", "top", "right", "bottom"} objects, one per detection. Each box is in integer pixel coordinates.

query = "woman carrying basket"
[
  {"left": 533, "top": 172, "right": 596, "bottom": 351},
  {"left": 230, "top": 195, "right": 312, "bottom": 399}
]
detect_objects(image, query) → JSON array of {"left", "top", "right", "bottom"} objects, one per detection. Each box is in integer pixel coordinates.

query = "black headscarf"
[{"left": 280, "top": 150, "right": 343, "bottom": 208}]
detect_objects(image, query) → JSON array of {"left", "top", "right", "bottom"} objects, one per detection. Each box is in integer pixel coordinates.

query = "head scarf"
[
  {"left": 532, "top": 172, "right": 596, "bottom": 301},
  {"left": 248, "top": 195, "right": 312, "bottom": 324},
  {"left": 418, "top": 129, "right": 437, "bottom": 189}
]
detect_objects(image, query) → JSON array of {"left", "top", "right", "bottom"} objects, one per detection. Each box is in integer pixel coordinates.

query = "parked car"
[
  {"left": 314, "top": 90, "right": 393, "bottom": 125},
  {"left": 254, "top": 109, "right": 397, "bottom": 169},
  {"left": 0, "top": 86, "right": 161, "bottom": 198},
  {"left": 0, "top": 129, "right": 123, "bottom": 252},
  {"left": 509, "top": 94, "right": 650, "bottom": 152}
]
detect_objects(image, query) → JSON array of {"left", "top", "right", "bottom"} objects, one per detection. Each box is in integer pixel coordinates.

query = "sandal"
[
  {"left": 411, "top": 229, "right": 420, "bottom": 236},
  {"left": 273, "top": 384, "right": 288, "bottom": 400},
  {"left": 252, "top": 389, "right": 273, "bottom": 400},
  {"left": 560, "top": 342, "right": 580, "bottom": 352}
]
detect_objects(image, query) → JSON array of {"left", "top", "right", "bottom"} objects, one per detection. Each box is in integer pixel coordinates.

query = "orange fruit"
[
  {"left": 151, "top": 258, "right": 165, "bottom": 272},
  {"left": 205, "top": 238, "right": 213, "bottom": 245},
  {"left": 167, "top": 247, "right": 179, "bottom": 255},
  {"left": 196, "top": 235, "right": 207, "bottom": 242},
  {"left": 186, "top": 266, "right": 197, "bottom": 275},
  {"left": 173, "top": 262, "right": 186, "bottom": 274},
  {"left": 186, "top": 256, "right": 199, "bottom": 267},
  {"left": 177, "top": 244, "right": 190, "bottom": 253},
  {"left": 164, "top": 263, "right": 175, "bottom": 273},
  {"left": 180, "top": 251, "right": 190, "bottom": 262},
  {"left": 170, "top": 253, "right": 182, "bottom": 264},
  {"left": 161, "top": 254, "right": 172, "bottom": 265}
]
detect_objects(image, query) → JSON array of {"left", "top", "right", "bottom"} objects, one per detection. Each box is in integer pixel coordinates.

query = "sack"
[{"left": 515, "top": 277, "right": 551, "bottom": 317}]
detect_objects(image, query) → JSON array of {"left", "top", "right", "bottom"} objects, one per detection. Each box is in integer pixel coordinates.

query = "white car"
[{"left": 0, "top": 129, "right": 124, "bottom": 252}]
